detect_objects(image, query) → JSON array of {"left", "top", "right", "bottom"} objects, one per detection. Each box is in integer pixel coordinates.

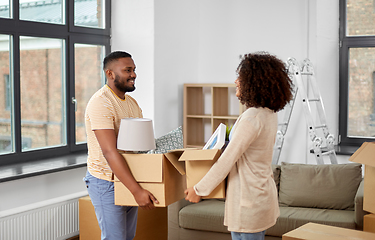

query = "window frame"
[
  {"left": 339, "top": 0, "right": 375, "bottom": 147},
  {"left": 0, "top": 0, "right": 111, "bottom": 165}
]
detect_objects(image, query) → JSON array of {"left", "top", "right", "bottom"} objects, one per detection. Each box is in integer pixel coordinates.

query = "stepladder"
[{"left": 272, "top": 57, "right": 337, "bottom": 165}]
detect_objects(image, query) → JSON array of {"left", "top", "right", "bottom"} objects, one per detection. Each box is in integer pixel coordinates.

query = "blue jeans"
[
  {"left": 84, "top": 171, "right": 138, "bottom": 240},
  {"left": 231, "top": 231, "right": 266, "bottom": 240}
]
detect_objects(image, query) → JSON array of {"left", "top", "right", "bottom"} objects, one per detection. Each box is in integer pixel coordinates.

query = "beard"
[{"left": 114, "top": 74, "right": 136, "bottom": 93}]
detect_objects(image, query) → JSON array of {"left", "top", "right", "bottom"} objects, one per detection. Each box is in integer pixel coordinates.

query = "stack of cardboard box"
[{"left": 349, "top": 142, "right": 375, "bottom": 234}]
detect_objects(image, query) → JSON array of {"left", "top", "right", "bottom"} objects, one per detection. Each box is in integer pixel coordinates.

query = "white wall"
[
  {"left": 111, "top": 0, "right": 155, "bottom": 121},
  {"left": 152, "top": 0, "right": 310, "bottom": 139},
  {"left": 113, "top": 0, "right": 348, "bottom": 163},
  {"left": 0, "top": 168, "right": 87, "bottom": 212},
  {"left": 0, "top": 0, "right": 350, "bottom": 213}
]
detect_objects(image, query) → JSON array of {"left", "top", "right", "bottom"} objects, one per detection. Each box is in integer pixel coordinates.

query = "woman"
[{"left": 185, "top": 52, "right": 293, "bottom": 240}]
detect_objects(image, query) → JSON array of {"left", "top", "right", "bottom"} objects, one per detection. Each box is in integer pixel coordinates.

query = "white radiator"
[{"left": 0, "top": 192, "right": 87, "bottom": 240}]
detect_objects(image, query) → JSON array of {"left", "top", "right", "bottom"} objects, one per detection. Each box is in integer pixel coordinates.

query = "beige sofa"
[{"left": 168, "top": 162, "right": 367, "bottom": 240}]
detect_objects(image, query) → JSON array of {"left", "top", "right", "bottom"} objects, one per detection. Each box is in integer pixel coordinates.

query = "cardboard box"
[
  {"left": 282, "top": 222, "right": 375, "bottom": 240},
  {"left": 79, "top": 196, "right": 101, "bottom": 240},
  {"left": 135, "top": 207, "right": 168, "bottom": 240},
  {"left": 349, "top": 142, "right": 375, "bottom": 213},
  {"left": 364, "top": 213, "right": 375, "bottom": 233},
  {"left": 179, "top": 148, "right": 225, "bottom": 199},
  {"left": 115, "top": 148, "right": 225, "bottom": 206},
  {"left": 115, "top": 151, "right": 186, "bottom": 207},
  {"left": 79, "top": 196, "right": 167, "bottom": 240}
]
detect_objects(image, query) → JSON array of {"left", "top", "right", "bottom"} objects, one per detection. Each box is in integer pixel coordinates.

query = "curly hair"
[{"left": 236, "top": 52, "right": 294, "bottom": 112}]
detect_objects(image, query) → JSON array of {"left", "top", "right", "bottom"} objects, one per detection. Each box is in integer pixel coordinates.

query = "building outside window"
[
  {"left": 339, "top": 0, "right": 375, "bottom": 146},
  {"left": 4, "top": 74, "right": 10, "bottom": 111},
  {"left": 0, "top": 0, "right": 110, "bottom": 165}
]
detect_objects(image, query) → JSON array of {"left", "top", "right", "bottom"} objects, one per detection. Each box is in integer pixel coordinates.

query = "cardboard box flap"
[
  {"left": 121, "top": 154, "right": 163, "bottom": 183},
  {"left": 164, "top": 151, "right": 186, "bottom": 175},
  {"left": 179, "top": 149, "right": 221, "bottom": 162},
  {"left": 349, "top": 142, "right": 375, "bottom": 167}
]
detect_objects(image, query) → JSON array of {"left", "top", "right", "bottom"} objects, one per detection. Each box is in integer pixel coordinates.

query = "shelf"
[
  {"left": 183, "top": 83, "right": 245, "bottom": 147},
  {"left": 186, "top": 115, "right": 212, "bottom": 119},
  {"left": 213, "top": 115, "right": 239, "bottom": 120}
]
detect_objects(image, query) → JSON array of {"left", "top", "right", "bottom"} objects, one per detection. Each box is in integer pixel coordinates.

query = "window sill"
[
  {"left": 334, "top": 144, "right": 360, "bottom": 156},
  {"left": 309, "top": 145, "right": 359, "bottom": 156},
  {"left": 0, "top": 153, "right": 87, "bottom": 183}
]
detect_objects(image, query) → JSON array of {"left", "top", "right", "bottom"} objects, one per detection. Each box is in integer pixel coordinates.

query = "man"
[{"left": 84, "top": 51, "right": 158, "bottom": 240}]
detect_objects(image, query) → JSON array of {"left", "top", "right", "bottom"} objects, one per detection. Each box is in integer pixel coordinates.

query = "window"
[
  {"left": 74, "top": 43, "right": 105, "bottom": 144},
  {"left": 74, "top": 0, "right": 105, "bottom": 28},
  {"left": 339, "top": 0, "right": 375, "bottom": 146},
  {"left": 19, "top": 0, "right": 65, "bottom": 24},
  {"left": 20, "top": 36, "right": 66, "bottom": 151},
  {"left": 0, "top": 0, "right": 110, "bottom": 165},
  {"left": 0, "top": 0, "right": 10, "bottom": 19},
  {"left": 4, "top": 74, "right": 10, "bottom": 111},
  {"left": 0, "top": 35, "right": 12, "bottom": 155}
]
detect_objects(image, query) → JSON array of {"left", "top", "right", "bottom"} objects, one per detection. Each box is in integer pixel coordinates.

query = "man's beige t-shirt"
[{"left": 85, "top": 85, "right": 143, "bottom": 181}]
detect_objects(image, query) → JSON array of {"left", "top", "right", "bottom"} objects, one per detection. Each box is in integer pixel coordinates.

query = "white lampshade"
[{"left": 117, "top": 118, "right": 156, "bottom": 151}]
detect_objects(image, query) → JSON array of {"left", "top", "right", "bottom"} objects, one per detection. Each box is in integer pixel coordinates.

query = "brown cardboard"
[
  {"left": 134, "top": 207, "right": 168, "bottom": 240},
  {"left": 115, "top": 151, "right": 186, "bottom": 207},
  {"left": 179, "top": 148, "right": 225, "bottom": 199},
  {"left": 79, "top": 196, "right": 101, "bottom": 240},
  {"left": 79, "top": 196, "right": 168, "bottom": 240},
  {"left": 282, "top": 222, "right": 375, "bottom": 240},
  {"left": 364, "top": 214, "right": 375, "bottom": 234},
  {"left": 349, "top": 142, "right": 375, "bottom": 213}
]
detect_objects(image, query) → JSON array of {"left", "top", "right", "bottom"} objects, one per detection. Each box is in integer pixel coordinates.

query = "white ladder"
[{"left": 272, "top": 58, "right": 337, "bottom": 165}]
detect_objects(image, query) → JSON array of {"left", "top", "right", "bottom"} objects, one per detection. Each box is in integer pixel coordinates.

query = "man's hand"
[
  {"left": 184, "top": 187, "right": 201, "bottom": 203},
  {"left": 133, "top": 188, "right": 159, "bottom": 210}
]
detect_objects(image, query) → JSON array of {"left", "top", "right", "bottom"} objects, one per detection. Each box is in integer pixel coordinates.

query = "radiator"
[{"left": 0, "top": 192, "right": 87, "bottom": 240}]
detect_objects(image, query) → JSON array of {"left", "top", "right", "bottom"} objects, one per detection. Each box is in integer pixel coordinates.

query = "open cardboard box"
[
  {"left": 179, "top": 148, "right": 225, "bottom": 199},
  {"left": 115, "top": 150, "right": 186, "bottom": 207},
  {"left": 115, "top": 148, "right": 225, "bottom": 206},
  {"left": 282, "top": 222, "right": 375, "bottom": 240},
  {"left": 349, "top": 142, "right": 375, "bottom": 214}
]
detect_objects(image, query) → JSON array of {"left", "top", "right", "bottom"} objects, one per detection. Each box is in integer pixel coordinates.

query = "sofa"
[{"left": 168, "top": 162, "right": 368, "bottom": 240}]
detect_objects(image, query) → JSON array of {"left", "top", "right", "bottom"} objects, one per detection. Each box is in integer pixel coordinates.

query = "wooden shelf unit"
[{"left": 183, "top": 83, "right": 245, "bottom": 148}]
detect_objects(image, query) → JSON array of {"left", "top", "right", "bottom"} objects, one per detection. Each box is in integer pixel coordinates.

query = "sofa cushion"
[
  {"left": 279, "top": 162, "right": 362, "bottom": 210},
  {"left": 266, "top": 206, "right": 357, "bottom": 237},
  {"left": 272, "top": 164, "right": 281, "bottom": 191},
  {"left": 179, "top": 199, "right": 228, "bottom": 233}
]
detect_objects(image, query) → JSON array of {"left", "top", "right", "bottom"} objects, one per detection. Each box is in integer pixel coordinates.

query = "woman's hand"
[{"left": 184, "top": 187, "right": 201, "bottom": 203}]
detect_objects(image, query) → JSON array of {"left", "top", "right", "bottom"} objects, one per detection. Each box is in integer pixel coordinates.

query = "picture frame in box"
[{"left": 203, "top": 123, "right": 226, "bottom": 150}]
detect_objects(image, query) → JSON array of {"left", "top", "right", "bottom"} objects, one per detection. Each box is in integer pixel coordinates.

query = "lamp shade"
[{"left": 117, "top": 118, "right": 156, "bottom": 151}]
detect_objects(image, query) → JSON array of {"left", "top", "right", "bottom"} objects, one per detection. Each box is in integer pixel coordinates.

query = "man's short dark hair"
[{"left": 103, "top": 51, "right": 132, "bottom": 70}]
